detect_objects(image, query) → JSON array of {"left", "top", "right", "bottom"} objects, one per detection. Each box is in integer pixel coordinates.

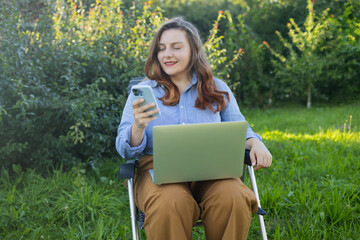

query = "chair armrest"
[
  {"left": 257, "top": 207, "right": 267, "bottom": 215},
  {"left": 118, "top": 160, "right": 138, "bottom": 180},
  {"left": 244, "top": 149, "right": 251, "bottom": 166}
]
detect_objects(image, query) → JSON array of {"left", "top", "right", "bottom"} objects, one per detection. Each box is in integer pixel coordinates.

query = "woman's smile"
[{"left": 164, "top": 61, "right": 178, "bottom": 67}]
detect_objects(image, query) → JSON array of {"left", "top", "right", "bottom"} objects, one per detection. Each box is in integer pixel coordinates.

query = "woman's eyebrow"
[{"left": 159, "top": 41, "right": 184, "bottom": 45}]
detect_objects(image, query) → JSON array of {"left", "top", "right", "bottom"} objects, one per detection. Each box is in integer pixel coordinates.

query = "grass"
[
  {"left": 0, "top": 162, "right": 131, "bottom": 239},
  {"left": 1, "top": 103, "right": 359, "bottom": 239},
  {"left": 244, "top": 103, "right": 360, "bottom": 239}
]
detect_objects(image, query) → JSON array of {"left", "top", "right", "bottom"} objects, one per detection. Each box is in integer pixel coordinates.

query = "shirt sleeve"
[
  {"left": 218, "top": 80, "right": 262, "bottom": 141},
  {"left": 115, "top": 92, "right": 147, "bottom": 159}
]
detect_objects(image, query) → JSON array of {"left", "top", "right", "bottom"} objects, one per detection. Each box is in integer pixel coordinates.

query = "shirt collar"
[
  {"left": 149, "top": 79, "right": 159, "bottom": 88},
  {"left": 191, "top": 71, "right": 198, "bottom": 86},
  {"left": 149, "top": 71, "right": 198, "bottom": 88}
]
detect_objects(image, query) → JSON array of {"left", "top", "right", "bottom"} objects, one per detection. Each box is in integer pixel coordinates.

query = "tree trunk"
[
  {"left": 306, "top": 83, "right": 312, "bottom": 109},
  {"left": 268, "top": 89, "right": 273, "bottom": 107}
]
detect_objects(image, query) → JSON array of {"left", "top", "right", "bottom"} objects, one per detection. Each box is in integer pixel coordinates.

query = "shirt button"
[
  {"left": 180, "top": 106, "right": 184, "bottom": 109},
  {"left": 182, "top": 122, "right": 185, "bottom": 125}
]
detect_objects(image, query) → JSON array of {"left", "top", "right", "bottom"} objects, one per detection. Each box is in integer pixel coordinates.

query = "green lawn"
[
  {"left": 1, "top": 103, "right": 359, "bottom": 239},
  {"left": 244, "top": 103, "right": 360, "bottom": 240}
]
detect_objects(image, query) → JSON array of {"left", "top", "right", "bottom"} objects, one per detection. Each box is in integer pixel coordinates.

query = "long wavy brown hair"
[{"left": 144, "top": 17, "right": 229, "bottom": 113}]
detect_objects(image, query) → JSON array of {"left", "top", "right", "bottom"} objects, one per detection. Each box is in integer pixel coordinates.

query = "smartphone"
[{"left": 131, "top": 85, "right": 161, "bottom": 117}]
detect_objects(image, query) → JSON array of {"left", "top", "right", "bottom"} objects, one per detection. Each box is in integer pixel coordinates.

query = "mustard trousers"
[{"left": 134, "top": 155, "right": 258, "bottom": 240}]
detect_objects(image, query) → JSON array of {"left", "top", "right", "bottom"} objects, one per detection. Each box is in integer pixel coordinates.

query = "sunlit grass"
[{"left": 262, "top": 129, "right": 360, "bottom": 143}]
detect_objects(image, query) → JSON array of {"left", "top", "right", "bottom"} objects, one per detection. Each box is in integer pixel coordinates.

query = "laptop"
[{"left": 152, "top": 121, "right": 247, "bottom": 184}]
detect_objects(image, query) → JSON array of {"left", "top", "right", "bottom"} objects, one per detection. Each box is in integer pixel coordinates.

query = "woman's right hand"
[{"left": 130, "top": 98, "right": 160, "bottom": 147}]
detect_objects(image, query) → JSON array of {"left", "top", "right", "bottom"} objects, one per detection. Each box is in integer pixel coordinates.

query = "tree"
[{"left": 264, "top": 0, "right": 332, "bottom": 108}]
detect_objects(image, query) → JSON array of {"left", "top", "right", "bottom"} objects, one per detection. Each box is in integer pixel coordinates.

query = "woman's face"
[{"left": 157, "top": 29, "right": 192, "bottom": 82}]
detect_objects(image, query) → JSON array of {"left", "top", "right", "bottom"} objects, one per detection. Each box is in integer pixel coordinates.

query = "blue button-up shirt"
[{"left": 116, "top": 73, "right": 261, "bottom": 159}]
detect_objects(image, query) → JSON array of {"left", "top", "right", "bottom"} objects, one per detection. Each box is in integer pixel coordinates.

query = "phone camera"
[{"left": 132, "top": 89, "right": 143, "bottom": 97}]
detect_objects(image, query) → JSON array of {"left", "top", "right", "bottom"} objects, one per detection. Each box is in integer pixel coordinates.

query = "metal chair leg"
[
  {"left": 127, "top": 178, "right": 140, "bottom": 240},
  {"left": 248, "top": 166, "right": 268, "bottom": 240}
]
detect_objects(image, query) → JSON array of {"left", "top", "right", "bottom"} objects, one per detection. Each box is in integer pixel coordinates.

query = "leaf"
[{"left": 12, "top": 164, "right": 22, "bottom": 175}]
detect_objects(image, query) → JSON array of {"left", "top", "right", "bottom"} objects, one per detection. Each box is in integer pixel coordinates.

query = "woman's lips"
[{"left": 164, "top": 61, "right": 177, "bottom": 66}]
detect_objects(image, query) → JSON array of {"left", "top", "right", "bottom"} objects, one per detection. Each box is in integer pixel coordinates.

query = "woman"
[{"left": 116, "top": 17, "right": 272, "bottom": 240}]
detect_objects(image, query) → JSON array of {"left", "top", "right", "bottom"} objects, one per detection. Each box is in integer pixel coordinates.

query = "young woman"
[{"left": 116, "top": 17, "right": 272, "bottom": 240}]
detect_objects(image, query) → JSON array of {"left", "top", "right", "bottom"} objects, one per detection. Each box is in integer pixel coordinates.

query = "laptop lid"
[{"left": 153, "top": 121, "right": 247, "bottom": 184}]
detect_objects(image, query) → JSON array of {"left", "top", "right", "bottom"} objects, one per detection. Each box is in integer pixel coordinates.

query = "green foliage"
[
  {"left": 318, "top": 0, "right": 360, "bottom": 103},
  {"left": 151, "top": 0, "right": 249, "bottom": 40},
  {"left": 253, "top": 0, "right": 359, "bottom": 107},
  {"left": 0, "top": 0, "right": 164, "bottom": 170},
  {"left": 203, "top": 11, "right": 243, "bottom": 83},
  {"left": 222, "top": 12, "right": 271, "bottom": 107}
]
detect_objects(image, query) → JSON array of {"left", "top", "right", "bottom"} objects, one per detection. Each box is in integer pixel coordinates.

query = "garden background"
[{"left": 0, "top": 0, "right": 359, "bottom": 239}]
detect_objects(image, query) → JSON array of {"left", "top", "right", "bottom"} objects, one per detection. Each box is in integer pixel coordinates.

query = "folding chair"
[{"left": 118, "top": 77, "right": 268, "bottom": 240}]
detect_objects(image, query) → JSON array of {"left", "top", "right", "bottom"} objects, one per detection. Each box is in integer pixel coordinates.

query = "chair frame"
[
  {"left": 118, "top": 77, "right": 268, "bottom": 240},
  {"left": 119, "top": 151, "right": 268, "bottom": 240}
]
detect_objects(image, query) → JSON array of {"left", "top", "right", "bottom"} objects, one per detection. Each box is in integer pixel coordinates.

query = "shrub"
[{"left": 0, "top": 1, "right": 164, "bottom": 170}]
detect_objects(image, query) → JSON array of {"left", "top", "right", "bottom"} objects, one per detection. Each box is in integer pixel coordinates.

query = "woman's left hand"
[{"left": 246, "top": 138, "right": 272, "bottom": 171}]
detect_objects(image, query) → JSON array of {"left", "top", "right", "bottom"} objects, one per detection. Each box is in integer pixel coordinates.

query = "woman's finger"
[
  {"left": 132, "top": 98, "right": 144, "bottom": 108},
  {"left": 133, "top": 102, "right": 156, "bottom": 115},
  {"left": 254, "top": 153, "right": 272, "bottom": 170},
  {"left": 250, "top": 149, "right": 257, "bottom": 167},
  {"left": 135, "top": 107, "right": 160, "bottom": 120}
]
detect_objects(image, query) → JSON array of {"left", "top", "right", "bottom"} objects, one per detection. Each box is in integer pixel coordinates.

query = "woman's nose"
[{"left": 164, "top": 48, "right": 173, "bottom": 58}]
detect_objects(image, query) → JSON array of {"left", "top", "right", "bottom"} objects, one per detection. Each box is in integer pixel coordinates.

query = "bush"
[{"left": 0, "top": 1, "right": 164, "bottom": 170}]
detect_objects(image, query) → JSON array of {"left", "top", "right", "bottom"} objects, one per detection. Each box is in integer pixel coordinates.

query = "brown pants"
[{"left": 134, "top": 155, "right": 258, "bottom": 240}]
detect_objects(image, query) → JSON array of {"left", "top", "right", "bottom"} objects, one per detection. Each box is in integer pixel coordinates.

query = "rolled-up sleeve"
[
  {"left": 115, "top": 93, "right": 147, "bottom": 159},
  {"left": 217, "top": 80, "right": 262, "bottom": 141}
]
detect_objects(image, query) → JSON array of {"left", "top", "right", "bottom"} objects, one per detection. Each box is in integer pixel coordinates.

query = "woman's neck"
[{"left": 171, "top": 74, "right": 191, "bottom": 94}]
